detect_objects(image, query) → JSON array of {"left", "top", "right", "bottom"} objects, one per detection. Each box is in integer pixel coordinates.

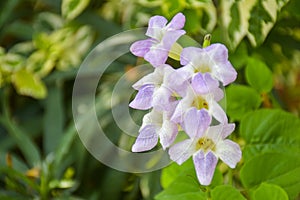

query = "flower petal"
[
  {"left": 193, "top": 151, "right": 218, "bottom": 186},
  {"left": 130, "top": 39, "right": 155, "bottom": 57},
  {"left": 169, "top": 139, "right": 195, "bottom": 165},
  {"left": 132, "top": 67, "right": 164, "bottom": 90},
  {"left": 129, "top": 84, "right": 154, "bottom": 110},
  {"left": 167, "top": 13, "right": 186, "bottom": 30},
  {"left": 161, "top": 30, "right": 186, "bottom": 49},
  {"left": 216, "top": 139, "right": 241, "bottom": 168},
  {"left": 159, "top": 118, "right": 178, "bottom": 149},
  {"left": 146, "top": 16, "right": 168, "bottom": 39},
  {"left": 180, "top": 47, "right": 202, "bottom": 66},
  {"left": 163, "top": 65, "right": 188, "bottom": 96},
  {"left": 205, "top": 44, "right": 237, "bottom": 86},
  {"left": 191, "top": 73, "right": 219, "bottom": 95},
  {"left": 152, "top": 86, "right": 173, "bottom": 111},
  {"left": 221, "top": 123, "right": 235, "bottom": 139},
  {"left": 132, "top": 125, "right": 158, "bottom": 152},
  {"left": 209, "top": 100, "right": 227, "bottom": 123},
  {"left": 140, "top": 109, "right": 162, "bottom": 129},
  {"left": 144, "top": 46, "right": 169, "bottom": 67},
  {"left": 182, "top": 108, "right": 211, "bottom": 139}
]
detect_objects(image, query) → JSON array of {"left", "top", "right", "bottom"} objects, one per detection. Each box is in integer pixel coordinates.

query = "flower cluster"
[{"left": 129, "top": 13, "right": 241, "bottom": 185}]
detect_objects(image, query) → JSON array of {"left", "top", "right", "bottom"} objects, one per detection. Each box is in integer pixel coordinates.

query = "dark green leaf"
[
  {"left": 43, "top": 84, "right": 64, "bottom": 154},
  {"left": 0, "top": 117, "right": 41, "bottom": 167},
  {"left": 248, "top": 0, "right": 273, "bottom": 45},
  {"left": 228, "top": 2, "right": 241, "bottom": 41}
]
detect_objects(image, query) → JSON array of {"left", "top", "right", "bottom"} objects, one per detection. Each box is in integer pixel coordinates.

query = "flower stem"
[{"left": 203, "top": 34, "right": 211, "bottom": 48}]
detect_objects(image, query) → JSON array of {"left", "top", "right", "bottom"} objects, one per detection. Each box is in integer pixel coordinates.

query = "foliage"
[{"left": 0, "top": 0, "right": 299, "bottom": 199}]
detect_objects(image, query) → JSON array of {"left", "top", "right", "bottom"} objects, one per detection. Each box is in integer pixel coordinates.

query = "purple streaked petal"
[
  {"left": 218, "top": 61, "right": 237, "bottom": 86},
  {"left": 161, "top": 30, "right": 186, "bottom": 49},
  {"left": 182, "top": 108, "right": 211, "bottom": 139},
  {"left": 221, "top": 123, "right": 235, "bottom": 139},
  {"left": 176, "top": 64, "right": 194, "bottom": 81},
  {"left": 132, "top": 125, "right": 158, "bottom": 152},
  {"left": 216, "top": 139, "right": 241, "bottom": 168},
  {"left": 180, "top": 47, "right": 202, "bottom": 65},
  {"left": 129, "top": 84, "right": 154, "bottom": 110},
  {"left": 206, "top": 124, "right": 224, "bottom": 144},
  {"left": 193, "top": 151, "right": 218, "bottom": 186},
  {"left": 144, "top": 47, "right": 169, "bottom": 67},
  {"left": 167, "top": 13, "right": 186, "bottom": 30},
  {"left": 170, "top": 96, "right": 192, "bottom": 123},
  {"left": 130, "top": 39, "right": 155, "bottom": 57},
  {"left": 213, "top": 87, "right": 224, "bottom": 102},
  {"left": 163, "top": 63, "right": 188, "bottom": 96},
  {"left": 159, "top": 119, "right": 178, "bottom": 149},
  {"left": 152, "top": 86, "right": 173, "bottom": 111},
  {"left": 191, "top": 73, "right": 219, "bottom": 95},
  {"left": 205, "top": 43, "right": 229, "bottom": 62},
  {"left": 146, "top": 16, "right": 168, "bottom": 39},
  {"left": 205, "top": 44, "right": 237, "bottom": 86},
  {"left": 169, "top": 139, "right": 195, "bottom": 165}
]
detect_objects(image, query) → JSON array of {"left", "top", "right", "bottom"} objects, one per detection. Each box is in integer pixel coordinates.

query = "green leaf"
[
  {"left": 248, "top": 0, "right": 273, "bottom": 46},
  {"left": 161, "top": 159, "right": 193, "bottom": 189},
  {"left": 211, "top": 185, "right": 246, "bottom": 200},
  {"left": 240, "top": 153, "right": 300, "bottom": 199},
  {"left": 0, "top": 117, "right": 41, "bottom": 167},
  {"left": 43, "top": 84, "right": 64, "bottom": 154},
  {"left": 0, "top": 0, "right": 20, "bottom": 29},
  {"left": 253, "top": 183, "right": 288, "bottom": 200},
  {"left": 229, "top": 42, "right": 248, "bottom": 70},
  {"left": 155, "top": 167, "right": 207, "bottom": 200},
  {"left": 245, "top": 58, "right": 273, "bottom": 93},
  {"left": 220, "top": 0, "right": 290, "bottom": 49},
  {"left": 61, "top": 0, "right": 90, "bottom": 21},
  {"left": 225, "top": 84, "right": 262, "bottom": 121},
  {"left": 12, "top": 69, "right": 47, "bottom": 99},
  {"left": 228, "top": 2, "right": 241, "bottom": 41},
  {"left": 240, "top": 109, "right": 300, "bottom": 161},
  {"left": 157, "top": 159, "right": 224, "bottom": 200}
]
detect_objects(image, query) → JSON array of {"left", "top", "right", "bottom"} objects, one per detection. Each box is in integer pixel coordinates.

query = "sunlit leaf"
[
  {"left": 211, "top": 185, "right": 246, "bottom": 200},
  {"left": 240, "top": 153, "right": 300, "bottom": 199},
  {"left": 245, "top": 57, "right": 273, "bottom": 93},
  {"left": 61, "top": 0, "right": 90, "bottom": 21},
  {"left": 155, "top": 167, "right": 207, "bottom": 200},
  {"left": 253, "top": 182, "right": 288, "bottom": 200},
  {"left": 226, "top": 84, "right": 262, "bottom": 121},
  {"left": 240, "top": 109, "right": 300, "bottom": 160},
  {"left": 12, "top": 69, "right": 47, "bottom": 99}
]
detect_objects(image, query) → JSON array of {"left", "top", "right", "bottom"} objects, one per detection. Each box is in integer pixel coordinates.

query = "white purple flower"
[
  {"left": 180, "top": 44, "right": 237, "bottom": 86},
  {"left": 132, "top": 108, "right": 178, "bottom": 152},
  {"left": 169, "top": 108, "right": 242, "bottom": 185},
  {"left": 129, "top": 64, "right": 187, "bottom": 111},
  {"left": 171, "top": 72, "right": 227, "bottom": 124},
  {"left": 130, "top": 13, "right": 186, "bottom": 67}
]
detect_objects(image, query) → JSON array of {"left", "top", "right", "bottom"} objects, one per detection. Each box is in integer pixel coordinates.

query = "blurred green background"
[{"left": 0, "top": 0, "right": 299, "bottom": 199}]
